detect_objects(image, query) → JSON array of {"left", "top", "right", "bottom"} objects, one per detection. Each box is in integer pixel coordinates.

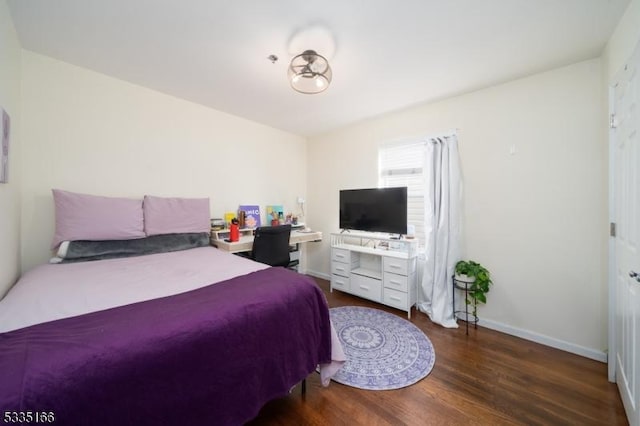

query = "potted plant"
[{"left": 454, "top": 260, "right": 492, "bottom": 318}]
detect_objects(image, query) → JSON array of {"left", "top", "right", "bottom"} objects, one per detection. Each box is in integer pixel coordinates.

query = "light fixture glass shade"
[{"left": 288, "top": 50, "right": 332, "bottom": 94}]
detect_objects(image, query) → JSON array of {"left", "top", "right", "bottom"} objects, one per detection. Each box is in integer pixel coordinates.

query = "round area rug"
[{"left": 330, "top": 306, "right": 436, "bottom": 390}]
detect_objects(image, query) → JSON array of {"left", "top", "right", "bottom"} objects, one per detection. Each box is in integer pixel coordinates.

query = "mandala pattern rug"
[{"left": 329, "top": 306, "right": 436, "bottom": 390}]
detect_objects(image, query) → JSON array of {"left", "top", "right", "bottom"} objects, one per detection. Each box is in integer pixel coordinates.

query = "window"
[{"left": 378, "top": 140, "right": 426, "bottom": 246}]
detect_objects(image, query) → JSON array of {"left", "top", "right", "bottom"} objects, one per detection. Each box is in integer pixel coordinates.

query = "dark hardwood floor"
[{"left": 247, "top": 277, "right": 627, "bottom": 425}]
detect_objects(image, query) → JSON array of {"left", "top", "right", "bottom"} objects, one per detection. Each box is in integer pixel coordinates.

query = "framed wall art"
[{"left": 0, "top": 108, "right": 9, "bottom": 184}]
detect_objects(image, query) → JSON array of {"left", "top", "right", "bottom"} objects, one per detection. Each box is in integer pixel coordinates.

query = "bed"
[
  {"left": 0, "top": 191, "right": 344, "bottom": 425},
  {"left": 0, "top": 246, "right": 344, "bottom": 425}
]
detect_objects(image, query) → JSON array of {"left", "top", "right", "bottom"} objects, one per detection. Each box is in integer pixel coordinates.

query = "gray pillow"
[{"left": 58, "top": 232, "right": 210, "bottom": 263}]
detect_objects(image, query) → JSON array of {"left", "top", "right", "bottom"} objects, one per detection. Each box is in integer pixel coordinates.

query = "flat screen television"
[{"left": 339, "top": 187, "right": 407, "bottom": 235}]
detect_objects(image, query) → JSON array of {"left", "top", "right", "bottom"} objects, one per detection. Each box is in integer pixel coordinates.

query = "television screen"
[{"left": 339, "top": 187, "right": 407, "bottom": 235}]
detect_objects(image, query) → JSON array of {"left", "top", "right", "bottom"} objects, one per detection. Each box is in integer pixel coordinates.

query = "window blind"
[{"left": 379, "top": 141, "right": 425, "bottom": 247}]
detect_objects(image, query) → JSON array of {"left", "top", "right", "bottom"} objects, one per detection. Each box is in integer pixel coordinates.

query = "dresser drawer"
[
  {"left": 383, "top": 272, "right": 409, "bottom": 292},
  {"left": 331, "top": 274, "right": 350, "bottom": 291},
  {"left": 383, "top": 257, "right": 415, "bottom": 276},
  {"left": 383, "top": 288, "right": 408, "bottom": 310},
  {"left": 350, "top": 274, "right": 382, "bottom": 302},
  {"left": 331, "top": 248, "right": 351, "bottom": 263},
  {"left": 331, "top": 262, "right": 351, "bottom": 277}
]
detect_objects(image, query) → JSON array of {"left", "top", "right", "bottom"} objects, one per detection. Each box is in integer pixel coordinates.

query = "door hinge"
[
  {"left": 610, "top": 114, "right": 618, "bottom": 129},
  {"left": 610, "top": 222, "right": 616, "bottom": 237}
]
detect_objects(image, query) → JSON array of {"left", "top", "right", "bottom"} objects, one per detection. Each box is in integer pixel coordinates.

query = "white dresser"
[{"left": 330, "top": 232, "right": 418, "bottom": 318}]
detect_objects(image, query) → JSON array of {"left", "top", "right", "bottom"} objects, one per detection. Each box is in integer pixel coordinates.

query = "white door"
[{"left": 612, "top": 40, "right": 640, "bottom": 426}]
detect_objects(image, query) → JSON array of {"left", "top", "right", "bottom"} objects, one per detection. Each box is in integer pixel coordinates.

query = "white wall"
[
  {"left": 0, "top": 0, "right": 21, "bottom": 297},
  {"left": 307, "top": 59, "right": 607, "bottom": 358},
  {"left": 19, "top": 51, "right": 307, "bottom": 271},
  {"left": 604, "top": 0, "right": 640, "bottom": 81}
]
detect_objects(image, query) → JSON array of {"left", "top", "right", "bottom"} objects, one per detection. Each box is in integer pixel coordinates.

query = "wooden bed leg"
[{"left": 301, "top": 378, "right": 306, "bottom": 396}]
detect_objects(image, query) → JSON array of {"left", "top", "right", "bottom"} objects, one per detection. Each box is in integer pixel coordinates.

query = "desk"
[{"left": 211, "top": 230, "right": 322, "bottom": 273}]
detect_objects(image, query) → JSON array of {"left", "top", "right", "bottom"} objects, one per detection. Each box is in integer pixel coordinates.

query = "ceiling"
[{"left": 7, "top": 0, "right": 630, "bottom": 137}]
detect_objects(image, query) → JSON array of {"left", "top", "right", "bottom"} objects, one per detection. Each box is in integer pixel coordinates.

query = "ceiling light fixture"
[{"left": 288, "top": 50, "right": 332, "bottom": 94}]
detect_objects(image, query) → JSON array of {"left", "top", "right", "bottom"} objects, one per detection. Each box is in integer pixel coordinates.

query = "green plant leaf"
[{"left": 454, "top": 259, "right": 492, "bottom": 307}]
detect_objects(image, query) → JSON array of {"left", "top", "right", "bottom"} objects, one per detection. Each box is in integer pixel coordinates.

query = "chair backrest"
[{"left": 251, "top": 225, "right": 292, "bottom": 267}]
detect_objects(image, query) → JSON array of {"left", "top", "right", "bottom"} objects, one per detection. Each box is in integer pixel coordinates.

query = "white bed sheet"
[{"left": 0, "top": 246, "right": 267, "bottom": 333}]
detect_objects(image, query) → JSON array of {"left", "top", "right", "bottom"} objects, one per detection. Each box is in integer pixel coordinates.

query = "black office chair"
[{"left": 251, "top": 225, "right": 295, "bottom": 268}]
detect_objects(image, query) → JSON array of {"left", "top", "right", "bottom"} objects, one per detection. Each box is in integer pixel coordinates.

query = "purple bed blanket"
[{"left": 0, "top": 267, "right": 332, "bottom": 425}]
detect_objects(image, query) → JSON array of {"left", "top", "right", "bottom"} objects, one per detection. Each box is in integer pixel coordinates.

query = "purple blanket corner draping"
[{"left": 0, "top": 267, "right": 332, "bottom": 425}]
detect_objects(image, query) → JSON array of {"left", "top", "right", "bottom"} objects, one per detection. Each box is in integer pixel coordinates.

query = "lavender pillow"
[
  {"left": 143, "top": 195, "right": 210, "bottom": 236},
  {"left": 52, "top": 189, "right": 145, "bottom": 248}
]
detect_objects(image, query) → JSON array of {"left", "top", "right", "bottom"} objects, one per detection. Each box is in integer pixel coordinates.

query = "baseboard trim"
[
  {"left": 306, "top": 270, "right": 607, "bottom": 363},
  {"left": 306, "top": 269, "right": 330, "bottom": 281},
  {"left": 478, "top": 318, "right": 607, "bottom": 363}
]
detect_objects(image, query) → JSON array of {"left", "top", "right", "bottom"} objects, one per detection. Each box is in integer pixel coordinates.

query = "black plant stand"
[{"left": 452, "top": 275, "right": 479, "bottom": 335}]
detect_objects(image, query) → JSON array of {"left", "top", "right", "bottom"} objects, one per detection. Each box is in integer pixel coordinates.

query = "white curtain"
[{"left": 417, "top": 134, "right": 462, "bottom": 328}]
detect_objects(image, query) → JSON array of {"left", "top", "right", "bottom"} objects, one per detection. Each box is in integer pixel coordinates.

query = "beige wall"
[
  {"left": 0, "top": 1, "right": 21, "bottom": 297},
  {"left": 307, "top": 59, "right": 607, "bottom": 357},
  {"left": 19, "top": 51, "right": 307, "bottom": 271}
]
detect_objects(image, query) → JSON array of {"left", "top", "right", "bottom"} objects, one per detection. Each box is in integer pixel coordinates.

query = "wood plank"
[{"left": 247, "top": 277, "right": 627, "bottom": 425}]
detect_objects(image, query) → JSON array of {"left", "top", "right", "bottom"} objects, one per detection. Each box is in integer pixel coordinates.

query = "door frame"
[{"left": 608, "top": 82, "right": 616, "bottom": 383}]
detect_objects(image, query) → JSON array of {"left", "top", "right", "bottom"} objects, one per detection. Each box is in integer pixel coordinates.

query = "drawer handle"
[
  {"left": 390, "top": 280, "right": 402, "bottom": 286},
  {"left": 336, "top": 254, "right": 345, "bottom": 258},
  {"left": 389, "top": 264, "right": 401, "bottom": 269},
  {"left": 359, "top": 285, "right": 370, "bottom": 291},
  {"left": 335, "top": 267, "right": 345, "bottom": 272},
  {"left": 390, "top": 296, "right": 401, "bottom": 301}
]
